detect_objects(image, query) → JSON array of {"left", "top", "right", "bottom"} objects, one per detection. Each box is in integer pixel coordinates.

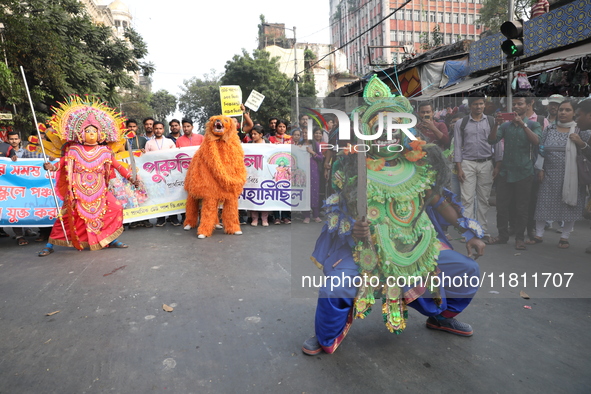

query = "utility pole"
[
  {"left": 293, "top": 26, "right": 299, "bottom": 123},
  {"left": 506, "top": 0, "right": 514, "bottom": 112}
]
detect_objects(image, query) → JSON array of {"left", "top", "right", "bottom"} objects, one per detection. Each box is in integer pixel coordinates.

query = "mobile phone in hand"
[{"left": 500, "top": 112, "right": 515, "bottom": 122}]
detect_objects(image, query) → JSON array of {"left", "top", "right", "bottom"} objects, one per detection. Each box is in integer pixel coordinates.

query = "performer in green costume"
[{"left": 303, "top": 75, "right": 486, "bottom": 355}]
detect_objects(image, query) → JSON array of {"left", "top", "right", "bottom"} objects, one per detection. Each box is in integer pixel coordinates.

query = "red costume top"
[{"left": 49, "top": 144, "right": 131, "bottom": 250}]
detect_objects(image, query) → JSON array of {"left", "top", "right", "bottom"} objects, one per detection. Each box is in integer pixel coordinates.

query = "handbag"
[{"left": 576, "top": 150, "right": 591, "bottom": 186}]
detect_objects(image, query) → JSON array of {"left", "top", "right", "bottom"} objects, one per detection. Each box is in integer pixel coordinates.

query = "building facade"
[{"left": 330, "top": 0, "right": 484, "bottom": 76}]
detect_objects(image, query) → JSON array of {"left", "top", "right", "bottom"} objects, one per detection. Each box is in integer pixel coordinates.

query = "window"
[
  {"left": 405, "top": 31, "right": 412, "bottom": 42},
  {"left": 406, "top": 10, "right": 412, "bottom": 20},
  {"left": 115, "top": 20, "right": 121, "bottom": 27},
  {"left": 453, "top": 13, "right": 459, "bottom": 23},
  {"left": 390, "top": 31, "right": 397, "bottom": 42},
  {"left": 461, "top": 14, "right": 466, "bottom": 24},
  {"left": 397, "top": 31, "right": 404, "bottom": 41},
  {"left": 437, "top": 12, "right": 443, "bottom": 23},
  {"left": 413, "top": 32, "right": 420, "bottom": 42},
  {"left": 430, "top": 12, "right": 435, "bottom": 22},
  {"left": 122, "top": 21, "right": 128, "bottom": 28},
  {"left": 468, "top": 15, "right": 474, "bottom": 24},
  {"left": 445, "top": 33, "right": 452, "bottom": 44},
  {"left": 445, "top": 13, "right": 451, "bottom": 23}
]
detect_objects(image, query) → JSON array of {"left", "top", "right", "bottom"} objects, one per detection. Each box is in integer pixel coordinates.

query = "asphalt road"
[{"left": 1, "top": 210, "right": 590, "bottom": 393}]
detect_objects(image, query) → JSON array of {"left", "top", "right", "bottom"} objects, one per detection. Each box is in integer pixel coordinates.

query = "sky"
[{"left": 101, "top": 0, "right": 331, "bottom": 109}]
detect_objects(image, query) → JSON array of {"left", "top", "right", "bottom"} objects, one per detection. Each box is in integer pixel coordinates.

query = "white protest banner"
[
  {"left": 219, "top": 85, "right": 243, "bottom": 116},
  {"left": 244, "top": 90, "right": 265, "bottom": 112},
  {"left": 240, "top": 144, "right": 310, "bottom": 211}
]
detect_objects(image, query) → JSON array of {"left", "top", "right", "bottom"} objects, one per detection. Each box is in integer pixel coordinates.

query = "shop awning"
[
  {"left": 413, "top": 74, "right": 491, "bottom": 100},
  {"left": 520, "top": 42, "right": 591, "bottom": 73}
]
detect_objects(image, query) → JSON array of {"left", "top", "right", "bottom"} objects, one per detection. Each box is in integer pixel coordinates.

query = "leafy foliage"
[
  {"left": 420, "top": 24, "right": 444, "bottom": 50},
  {"left": 178, "top": 70, "right": 222, "bottom": 130},
  {"left": 0, "top": 0, "right": 152, "bottom": 134},
  {"left": 221, "top": 49, "right": 295, "bottom": 124},
  {"left": 119, "top": 85, "right": 154, "bottom": 125},
  {"left": 149, "top": 90, "right": 177, "bottom": 122},
  {"left": 478, "top": 0, "right": 534, "bottom": 32}
]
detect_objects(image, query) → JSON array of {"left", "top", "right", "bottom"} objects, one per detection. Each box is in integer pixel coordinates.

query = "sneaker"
[
  {"left": 184, "top": 225, "right": 191, "bottom": 231},
  {"left": 302, "top": 336, "right": 323, "bottom": 356},
  {"left": 283, "top": 218, "right": 291, "bottom": 224},
  {"left": 170, "top": 217, "right": 180, "bottom": 226},
  {"left": 274, "top": 219, "right": 281, "bottom": 225},
  {"left": 426, "top": 315, "right": 473, "bottom": 337},
  {"left": 156, "top": 218, "right": 166, "bottom": 227},
  {"left": 129, "top": 222, "right": 138, "bottom": 229},
  {"left": 143, "top": 220, "right": 153, "bottom": 228},
  {"left": 215, "top": 223, "right": 223, "bottom": 229}
]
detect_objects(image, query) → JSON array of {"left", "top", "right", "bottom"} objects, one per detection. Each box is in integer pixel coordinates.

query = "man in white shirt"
[
  {"left": 145, "top": 122, "right": 176, "bottom": 152},
  {"left": 144, "top": 122, "right": 177, "bottom": 226}
]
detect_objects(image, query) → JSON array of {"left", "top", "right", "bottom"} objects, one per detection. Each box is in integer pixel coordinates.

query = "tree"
[
  {"left": 301, "top": 49, "right": 317, "bottom": 98},
  {"left": 420, "top": 25, "right": 444, "bottom": 51},
  {"left": 178, "top": 70, "right": 222, "bottom": 129},
  {"left": 221, "top": 49, "right": 294, "bottom": 123},
  {"left": 0, "top": 0, "right": 153, "bottom": 133},
  {"left": 478, "top": 0, "right": 534, "bottom": 33},
  {"left": 119, "top": 85, "right": 154, "bottom": 124},
  {"left": 149, "top": 90, "right": 177, "bottom": 122}
]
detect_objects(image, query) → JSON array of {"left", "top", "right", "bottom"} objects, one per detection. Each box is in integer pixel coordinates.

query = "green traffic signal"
[
  {"left": 501, "top": 38, "right": 524, "bottom": 57},
  {"left": 501, "top": 20, "right": 524, "bottom": 58}
]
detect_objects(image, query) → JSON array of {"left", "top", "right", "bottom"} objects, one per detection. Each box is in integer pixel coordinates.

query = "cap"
[{"left": 547, "top": 94, "right": 564, "bottom": 104}]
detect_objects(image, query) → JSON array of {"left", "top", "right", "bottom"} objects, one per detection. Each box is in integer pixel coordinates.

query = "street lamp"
[
  {"left": 263, "top": 23, "right": 299, "bottom": 121},
  {"left": 0, "top": 22, "right": 17, "bottom": 115}
]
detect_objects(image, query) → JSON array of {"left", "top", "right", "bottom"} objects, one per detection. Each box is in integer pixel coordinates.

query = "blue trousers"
[{"left": 314, "top": 248, "right": 480, "bottom": 348}]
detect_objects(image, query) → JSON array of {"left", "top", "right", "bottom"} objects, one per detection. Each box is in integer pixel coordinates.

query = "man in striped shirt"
[{"left": 531, "top": 0, "right": 549, "bottom": 18}]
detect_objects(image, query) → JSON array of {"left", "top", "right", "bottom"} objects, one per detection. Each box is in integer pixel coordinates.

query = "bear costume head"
[{"left": 205, "top": 115, "right": 237, "bottom": 142}]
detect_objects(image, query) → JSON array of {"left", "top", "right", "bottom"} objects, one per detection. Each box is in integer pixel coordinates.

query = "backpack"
[{"left": 457, "top": 115, "right": 495, "bottom": 151}]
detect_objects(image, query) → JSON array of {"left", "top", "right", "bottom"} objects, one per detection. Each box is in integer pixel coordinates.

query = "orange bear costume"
[{"left": 183, "top": 116, "right": 247, "bottom": 238}]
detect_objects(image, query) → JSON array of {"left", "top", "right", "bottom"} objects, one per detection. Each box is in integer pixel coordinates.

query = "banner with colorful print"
[{"left": 0, "top": 144, "right": 311, "bottom": 226}]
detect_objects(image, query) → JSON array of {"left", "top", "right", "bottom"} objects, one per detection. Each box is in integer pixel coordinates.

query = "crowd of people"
[
  {"left": 3, "top": 92, "right": 591, "bottom": 255},
  {"left": 409, "top": 92, "right": 591, "bottom": 253}
]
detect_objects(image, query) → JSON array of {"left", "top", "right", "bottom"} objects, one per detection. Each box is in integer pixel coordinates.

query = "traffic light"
[{"left": 500, "top": 20, "right": 524, "bottom": 58}]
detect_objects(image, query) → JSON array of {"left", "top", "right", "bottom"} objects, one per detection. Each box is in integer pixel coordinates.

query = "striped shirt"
[{"left": 531, "top": 0, "right": 549, "bottom": 18}]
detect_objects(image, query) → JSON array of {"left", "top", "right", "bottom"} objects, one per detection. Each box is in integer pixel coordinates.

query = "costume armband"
[
  {"left": 462, "top": 230, "right": 475, "bottom": 242},
  {"left": 456, "top": 217, "right": 484, "bottom": 239}
]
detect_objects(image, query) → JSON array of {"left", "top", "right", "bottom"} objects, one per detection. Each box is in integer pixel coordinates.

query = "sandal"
[
  {"left": 525, "top": 237, "right": 543, "bottom": 245},
  {"left": 515, "top": 240, "right": 526, "bottom": 250},
  {"left": 17, "top": 237, "right": 28, "bottom": 246},
  {"left": 558, "top": 239, "right": 570, "bottom": 249},
  {"left": 486, "top": 236, "right": 508, "bottom": 245},
  {"left": 109, "top": 241, "right": 128, "bottom": 248},
  {"left": 38, "top": 247, "right": 54, "bottom": 257}
]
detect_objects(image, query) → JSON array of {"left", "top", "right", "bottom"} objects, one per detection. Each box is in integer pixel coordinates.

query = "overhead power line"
[{"left": 300, "top": 0, "right": 412, "bottom": 74}]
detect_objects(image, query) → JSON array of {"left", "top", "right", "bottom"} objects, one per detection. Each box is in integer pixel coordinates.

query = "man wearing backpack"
[{"left": 454, "top": 94, "right": 502, "bottom": 242}]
